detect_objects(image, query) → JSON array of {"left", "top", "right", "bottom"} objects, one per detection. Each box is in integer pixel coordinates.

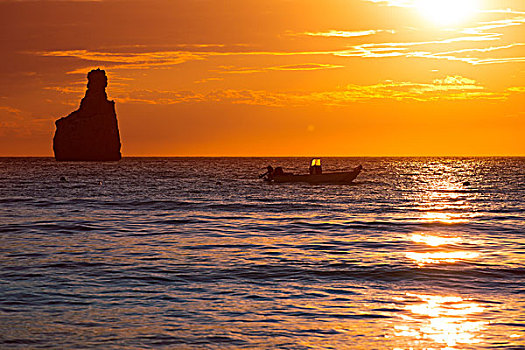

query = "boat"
[{"left": 261, "top": 159, "right": 362, "bottom": 184}]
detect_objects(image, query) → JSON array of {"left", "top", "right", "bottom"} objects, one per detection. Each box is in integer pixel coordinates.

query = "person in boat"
[
  {"left": 309, "top": 158, "right": 322, "bottom": 175},
  {"left": 274, "top": 167, "right": 285, "bottom": 176},
  {"left": 261, "top": 165, "right": 291, "bottom": 180},
  {"left": 259, "top": 165, "right": 274, "bottom": 180},
  {"left": 266, "top": 165, "right": 274, "bottom": 179}
]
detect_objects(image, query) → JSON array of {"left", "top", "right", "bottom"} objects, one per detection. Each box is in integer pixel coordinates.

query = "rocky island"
[{"left": 53, "top": 69, "right": 122, "bottom": 161}]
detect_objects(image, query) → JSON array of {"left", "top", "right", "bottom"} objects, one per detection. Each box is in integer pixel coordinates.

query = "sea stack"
[{"left": 53, "top": 69, "right": 122, "bottom": 161}]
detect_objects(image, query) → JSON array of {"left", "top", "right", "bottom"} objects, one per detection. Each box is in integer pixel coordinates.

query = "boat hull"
[{"left": 271, "top": 165, "right": 362, "bottom": 184}]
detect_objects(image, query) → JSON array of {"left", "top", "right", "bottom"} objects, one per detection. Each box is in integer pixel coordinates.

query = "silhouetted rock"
[{"left": 53, "top": 69, "right": 121, "bottom": 161}]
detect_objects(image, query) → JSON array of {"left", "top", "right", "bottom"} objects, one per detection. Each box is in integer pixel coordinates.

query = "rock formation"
[{"left": 53, "top": 69, "right": 122, "bottom": 161}]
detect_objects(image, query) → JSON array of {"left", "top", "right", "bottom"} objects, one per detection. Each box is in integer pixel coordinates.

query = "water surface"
[{"left": 0, "top": 157, "right": 524, "bottom": 349}]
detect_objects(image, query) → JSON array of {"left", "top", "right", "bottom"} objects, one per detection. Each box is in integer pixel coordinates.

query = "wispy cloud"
[
  {"left": 319, "top": 14, "right": 525, "bottom": 64},
  {"left": 348, "top": 0, "right": 525, "bottom": 65},
  {"left": 508, "top": 86, "right": 525, "bottom": 93},
  {"left": 115, "top": 90, "right": 205, "bottom": 105},
  {"left": 34, "top": 3, "right": 524, "bottom": 76},
  {"left": 0, "top": 106, "right": 23, "bottom": 114},
  {"left": 36, "top": 40, "right": 522, "bottom": 78},
  {"left": 332, "top": 39, "right": 525, "bottom": 64},
  {"left": 362, "top": 0, "right": 414, "bottom": 7},
  {"left": 37, "top": 16, "right": 524, "bottom": 71},
  {"left": 45, "top": 76, "right": 505, "bottom": 107},
  {"left": 0, "top": 105, "right": 50, "bottom": 137},
  {"left": 271, "top": 64, "right": 344, "bottom": 71},
  {"left": 38, "top": 50, "right": 207, "bottom": 72},
  {"left": 412, "top": 45, "right": 525, "bottom": 65},
  {"left": 317, "top": 76, "right": 496, "bottom": 103},
  {"left": 215, "top": 63, "right": 344, "bottom": 74},
  {"left": 366, "top": 0, "right": 525, "bottom": 15},
  {"left": 463, "top": 17, "right": 525, "bottom": 34},
  {"left": 303, "top": 29, "right": 394, "bottom": 38},
  {"left": 194, "top": 77, "right": 224, "bottom": 84},
  {"left": 38, "top": 49, "right": 342, "bottom": 73}
]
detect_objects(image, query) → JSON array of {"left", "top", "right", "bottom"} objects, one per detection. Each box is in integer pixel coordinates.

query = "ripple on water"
[{"left": 0, "top": 157, "right": 524, "bottom": 349}]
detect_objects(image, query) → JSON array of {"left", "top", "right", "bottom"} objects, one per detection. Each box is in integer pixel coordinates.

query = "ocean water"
[{"left": 0, "top": 157, "right": 524, "bottom": 349}]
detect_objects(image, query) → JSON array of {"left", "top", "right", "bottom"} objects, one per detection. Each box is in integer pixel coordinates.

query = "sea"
[{"left": 0, "top": 157, "right": 523, "bottom": 349}]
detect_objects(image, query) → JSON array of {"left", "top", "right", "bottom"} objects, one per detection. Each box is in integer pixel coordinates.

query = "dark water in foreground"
[{"left": 0, "top": 157, "right": 524, "bottom": 349}]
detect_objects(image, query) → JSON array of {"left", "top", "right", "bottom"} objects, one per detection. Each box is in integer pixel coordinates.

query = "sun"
[{"left": 415, "top": 0, "right": 479, "bottom": 26}]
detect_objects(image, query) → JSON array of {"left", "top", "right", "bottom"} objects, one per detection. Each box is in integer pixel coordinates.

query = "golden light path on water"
[
  {"left": 404, "top": 166, "right": 483, "bottom": 267},
  {"left": 419, "top": 212, "right": 471, "bottom": 225},
  {"left": 406, "top": 251, "right": 480, "bottom": 266},
  {"left": 396, "top": 164, "right": 488, "bottom": 349},
  {"left": 394, "top": 230, "right": 487, "bottom": 348},
  {"left": 393, "top": 293, "right": 487, "bottom": 349},
  {"left": 410, "top": 233, "right": 462, "bottom": 247},
  {"left": 405, "top": 231, "right": 481, "bottom": 267}
]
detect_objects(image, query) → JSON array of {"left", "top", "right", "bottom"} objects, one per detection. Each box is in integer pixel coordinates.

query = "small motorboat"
[{"left": 261, "top": 159, "right": 362, "bottom": 184}]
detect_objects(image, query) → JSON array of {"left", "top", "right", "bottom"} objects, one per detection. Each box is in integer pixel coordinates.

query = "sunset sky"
[{"left": 1, "top": 0, "right": 524, "bottom": 156}]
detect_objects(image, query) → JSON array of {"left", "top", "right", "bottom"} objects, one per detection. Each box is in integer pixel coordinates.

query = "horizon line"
[{"left": 1, "top": 155, "right": 524, "bottom": 158}]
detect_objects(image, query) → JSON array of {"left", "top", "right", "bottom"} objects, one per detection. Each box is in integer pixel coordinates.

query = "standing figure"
[{"left": 309, "top": 159, "right": 322, "bottom": 175}]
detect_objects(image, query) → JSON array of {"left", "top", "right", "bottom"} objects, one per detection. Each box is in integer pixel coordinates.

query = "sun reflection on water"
[
  {"left": 407, "top": 233, "right": 479, "bottom": 266},
  {"left": 406, "top": 251, "right": 480, "bottom": 266},
  {"left": 419, "top": 211, "right": 470, "bottom": 224},
  {"left": 409, "top": 167, "right": 481, "bottom": 226},
  {"left": 394, "top": 293, "right": 487, "bottom": 349},
  {"left": 410, "top": 233, "right": 462, "bottom": 246}
]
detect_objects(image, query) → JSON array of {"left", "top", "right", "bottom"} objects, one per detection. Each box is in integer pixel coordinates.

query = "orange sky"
[{"left": 0, "top": 0, "right": 524, "bottom": 156}]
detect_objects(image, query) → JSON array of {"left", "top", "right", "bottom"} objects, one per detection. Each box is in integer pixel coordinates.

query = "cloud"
[
  {"left": 194, "top": 77, "right": 224, "bottom": 84},
  {"left": 432, "top": 76, "right": 477, "bottom": 85},
  {"left": 33, "top": 3, "right": 524, "bottom": 78},
  {"left": 0, "top": 106, "right": 23, "bottom": 114},
  {"left": 318, "top": 76, "right": 493, "bottom": 103},
  {"left": 0, "top": 105, "right": 50, "bottom": 137},
  {"left": 216, "top": 63, "right": 344, "bottom": 74},
  {"left": 363, "top": 0, "right": 525, "bottom": 12},
  {"left": 35, "top": 4, "right": 525, "bottom": 73},
  {"left": 362, "top": 0, "right": 413, "bottom": 7},
  {"left": 38, "top": 50, "right": 207, "bottom": 72},
  {"left": 45, "top": 85, "right": 85, "bottom": 94},
  {"left": 412, "top": 45, "right": 525, "bottom": 65},
  {"left": 115, "top": 89, "right": 205, "bottom": 105},
  {"left": 323, "top": 18, "right": 525, "bottom": 65},
  {"left": 335, "top": 1, "right": 525, "bottom": 65},
  {"left": 36, "top": 48, "right": 352, "bottom": 76},
  {"left": 303, "top": 30, "right": 394, "bottom": 38},
  {"left": 37, "top": 49, "right": 338, "bottom": 73},
  {"left": 45, "top": 76, "right": 501, "bottom": 107},
  {"left": 463, "top": 17, "right": 525, "bottom": 34},
  {"left": 36, "top": 34, "right": 522, "bottom": 77},
  {"left": 507, "top": 86, "right": 525, "bottom": 93},
  {"left": 332, "top": 38, "right": 521, "bottom": 63},
  {"left": 270, "top": 64, "right": 344, "bottom": 71},
  {"left": 210, "top": 77, "right": 503, "bottom": 106}
]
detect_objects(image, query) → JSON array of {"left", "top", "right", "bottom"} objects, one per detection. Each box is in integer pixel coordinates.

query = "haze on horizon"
[{"left": 0, "top": 0, "right": 524, "bottom": 157}]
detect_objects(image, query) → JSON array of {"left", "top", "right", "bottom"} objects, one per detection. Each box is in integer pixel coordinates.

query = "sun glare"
[
  {"left": 395, "top": 293, "right": 487, "bottom": 347},
  {"left": 410, "top": 233, "right": 462, "bottom": 247},
  {"left": 406, "top": 251, "right": 480, "bottom": 266},
  {"left": 415, "top": 0, "right": 479, "bottom": 26}
]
